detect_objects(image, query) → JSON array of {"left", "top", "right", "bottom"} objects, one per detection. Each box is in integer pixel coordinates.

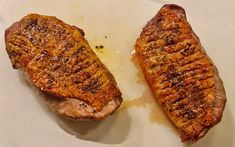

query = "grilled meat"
[
  {"left": 135, "top": 4, "right": 226, "bottom": 142},
  {"left": 5, "top": 14, "right": 122, "bottom": 120}
]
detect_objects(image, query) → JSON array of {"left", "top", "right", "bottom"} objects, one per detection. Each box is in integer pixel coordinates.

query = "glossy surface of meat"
[
  {"left": 5, "top": 14, "right": 122, "bottom": 120},
  {"left": 135, "top": 4, "right": 226, "bottom": 142}
]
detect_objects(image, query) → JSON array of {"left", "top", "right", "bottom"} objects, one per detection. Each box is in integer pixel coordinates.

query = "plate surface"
[{"left": 0, "top": 0, "right": 235, "bottom": 147}]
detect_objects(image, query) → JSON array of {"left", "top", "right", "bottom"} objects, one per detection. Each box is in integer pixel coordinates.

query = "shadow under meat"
[
  {"left": 56, "top": 109, "right": 131, "bottom": 144},
  {"left": 183, "top": 106, "right": 234, "bottom": 147},
  {"left": 18, "top": 72, "right": 131, "bottom": 145}
]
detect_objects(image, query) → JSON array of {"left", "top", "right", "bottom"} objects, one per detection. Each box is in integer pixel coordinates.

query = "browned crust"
[
  {"left": 182, "top": 31, "right": 227, "bottom": 141},
  {"left": 5, "top": 14, "right": 123, "bottom": 120},
  {"left": 135, "top": 4, "right": 226, "bottom": 142},
  {"left": 22, "top": 71, "right": 123, "bottom": 121}
]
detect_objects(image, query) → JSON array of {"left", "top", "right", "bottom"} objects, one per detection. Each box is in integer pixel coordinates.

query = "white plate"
[{"left": 0, "top": 0, "right": 235, "bottom": 147}]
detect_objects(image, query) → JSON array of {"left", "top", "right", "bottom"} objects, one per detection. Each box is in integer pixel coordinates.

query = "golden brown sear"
[
  {"left": 135, "top": 4, "right": 226, "bottom": 142},
  {"left": 5, "top": 14, "right": 122, "bottom": 120}
]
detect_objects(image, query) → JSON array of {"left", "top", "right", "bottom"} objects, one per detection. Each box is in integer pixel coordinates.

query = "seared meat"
[
  {"left": 5, "top": 14, "right": 122, "bottom": 120},
  {"left": 135, "top": 4, "right": 226, "bottom": 142}
]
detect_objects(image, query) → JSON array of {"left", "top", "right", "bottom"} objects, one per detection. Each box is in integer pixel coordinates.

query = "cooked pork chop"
[
  {"left": 5, "top": 14, "right": 122, "bottom": 120},
  {"left": 135, "top": 4, "right": 226, "bottom": 142}
]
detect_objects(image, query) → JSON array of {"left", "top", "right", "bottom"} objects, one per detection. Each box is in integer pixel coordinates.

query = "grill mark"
[
  {"left": 49, "top": 48, "right": 79, "bottom": 72},
  {"left": 162, "top": 92, "right": 213, "bottom": 117},
  {"left": 50, "top": 62, "right": 61, "bottom": 71},
  {"left": 159, "top": 64, "right": 200, "bottom": 85},
  {"left": 73, "top": 68, "right": 100, "bottom": 85},
  {"left": 182, "top": 110, "right": 205, "bottom": 123},
  {"left": 143, "top": 51, "right": 165, "bottom": 64},
  {"left": 161, "top": 75, "right": 214, "bottom": 96},
  {"left": 146, "top": 28, "right": 181, "bottom": 43},
  {"left": 171, "top": 106, "right": 201, "bottom": 121},
  {"left": 93, "top": 77, "right": 110, "bottom": 91},
  {"left": 177, "top": 118, "right": 191, "bottom": 128},
  {"left": 26, "top": 32, "right": 82, "bottom": 75},
  {"left": 159, "top": 57, "right": 210, "bottom": 84},
  {"left": 160, "top": 69, "right": 214, "bottom": 90},
  {"left": 160, "top": 66, "right": 211, "bottom": 86},
  {"left": 27, "top": 51, "right": 58, "bottom": 84},
  {"left": 143, "top": 39, "right": 198, "bottom": 57},
  {"left": 82, "top": 74, "right": 103, "bottom": 87},
  {"left": 179, "top": 53, "right": 205, "bottom": 67},
  {"left": 144, "top": 46, "right": 204, "bottom": 76},
  {"left": 27, "top": 53, "right": 50, "bottom": 79},
  {"left": 25, "top": 21, "right": 68, "bottom": 42},
  {"left": 80, "top": 74, "right": 104, "bottom": 93},
  {"left": 146, "top": 33, "right": 191, "bottom": 51},
  {"left": 166, "top": 49, "right": 198, "bottom": 64},
  {"left": 171, "top": 100, "right": 206, "bottom": 116},
  {"left": 146, "top": 48, "right": 202, "bottom": 70},
  {"left": 68, "top": 60, "right": 99, "bottom": 84},
  {"left": 85, "top": 69, "right": 100, "bottom": 81},
  {"left": 171, "top": 108, "right": 197, "bottom": 121},
  {"left": 180, "top": 113, "right": 207, "bottom": 134},
  {"left": 71, "top": 58, "right": 94, "bottom": 74},
  {"left": 170, "top": 87, "right": 214, "bottom": 110},
  {"left": 143, "top": 47, "right": 165, "bottom": 59},
  {"left": 141, "top": 41, "right": 164, "bottom": 55},
  {"left": 181, "top": 109, "right": 198, "bottom": 120},
  {"left": 145, "top": 54, "right": 167, "bottom": 66},
  {"left": 28, "top": 53, "right": 49, "bottom": 69},
  {"left": 23, "top": 26, "right": 51, "bottom": 46},
  {"left": 169, "top": 95, "right": 210, "bottom": 121},
  {"left": 63, "top": 59, "right": 99, "bottom": 85},
  {"left": 30, "top": 27, "right": 70, "bottom": 47},
  {"left": 69, "top": 53, "right": 89, "bottom": 69},
  {"left": 74, "top": 59, "right": 98, "bottom": 75},
  {"left": 70, "top": 45, "right": 87, "bottom": 56},
  {"left": 33, "top": 48, "right": 88, "bottom": 83},
  {"left": 144, "top": 38, "right": 187, "bottom": 54},
  {"left": 58, "top": 49, "right": 91, "bottom": 75},
  {"left": 62, "top": 47, "right": 89, "bottom": 66},
  {"left": 178, "top": 58, "right": 211, "bottom": 72},
  {"left": 159, "top": 77, "right": 215, "bottom": 101},
  {"left": 146, "top": 51, "right": 202, "bottom": 76},
  {"left": 184, "top": 72, "right": 214, "bottom": 84},
  {"left": 163, "top": 39, "right": 197, "bottom": 54},
  {"left": 48, "top": 34, "right": 76, "bottom": 59},
  {"left": 10, "top": 33, "right": 78, "bottom": 73}
]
